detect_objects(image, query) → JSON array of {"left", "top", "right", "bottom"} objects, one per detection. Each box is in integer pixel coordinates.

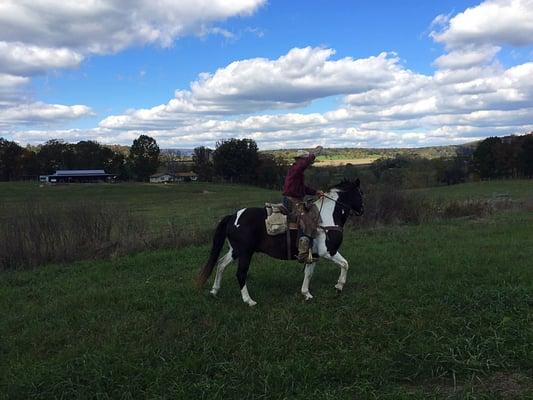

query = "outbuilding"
[
  {"left": 175, "top": 172, "right": 198, "bottom": 182},
  {"left": 41, "top": 170, "right": 116, "bottom": 183},
  {"left": 150, "top": 173, "right": 175, "bottom": 183}
]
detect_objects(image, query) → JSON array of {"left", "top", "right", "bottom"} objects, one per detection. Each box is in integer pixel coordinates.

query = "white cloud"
[
  {"left": 431, "top": 0, "right": 533, "bottom": 48},
  {"left": 433, "top": 45, "right": 500, "bottom": 69},
  {"left": 0, "top": 42, "right": 83, "bottom": 76},
  {"left": 0, "top": 102, "right": 92, "bottom": 127},
  {"left": 100, "top": 48, "right": 405, "bottom": 129},
  {"left": 0, "top": 73, "right": 29, "bottom": 89},
  {"left": 0, "top": 0, "right": 265, "bottom": 132},
  {"left": 0, "top": 0, "right": 266, "bottom": 54},
  {"left": 95, "top": 45, "right": 533, "bottom": 148}
]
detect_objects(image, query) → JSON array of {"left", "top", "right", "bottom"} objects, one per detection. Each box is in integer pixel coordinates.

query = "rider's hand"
[{"left": 316, "top": 190, "right": 325, "bottom": 197}]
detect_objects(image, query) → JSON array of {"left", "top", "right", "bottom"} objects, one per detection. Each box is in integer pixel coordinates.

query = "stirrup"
[{"left": 298, "top": 249, "right": 318, "bottom": 264}]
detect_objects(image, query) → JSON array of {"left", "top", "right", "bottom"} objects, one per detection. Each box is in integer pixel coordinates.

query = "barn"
[{"left": 40, "top": 170, "right": 116, "bottom": 183}]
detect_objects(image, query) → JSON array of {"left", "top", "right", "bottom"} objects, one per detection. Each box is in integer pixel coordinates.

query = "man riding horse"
[{"left": 282, "top": 146, "right": 324, "bottom": 263}]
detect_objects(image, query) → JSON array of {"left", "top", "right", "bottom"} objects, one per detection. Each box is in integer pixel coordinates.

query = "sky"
[{"left": 1, "top": 0, "right": 533, "bottom": 149}]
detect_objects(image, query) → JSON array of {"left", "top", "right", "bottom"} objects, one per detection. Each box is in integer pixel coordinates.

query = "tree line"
[
  {"left": 0, "top": 135, "right": 160, "bottom": 181},
  {"left": 333, "top": 133, "right": 533, "bottom": 190},
  {"left": 192, "top": 138, "right": 288, "bottom": 188},
  {"left": 1, "top": 132, "right": 531, "bottom": 186}
]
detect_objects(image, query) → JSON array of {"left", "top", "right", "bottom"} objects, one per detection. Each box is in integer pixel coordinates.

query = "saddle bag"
[{"left": 264, "top": 203, "right": 288, "bottom": 236}]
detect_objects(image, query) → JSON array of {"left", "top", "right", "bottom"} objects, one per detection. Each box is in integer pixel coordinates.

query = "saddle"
[{"left": 264, "top": 203, "right": 298, "bottom": 236}]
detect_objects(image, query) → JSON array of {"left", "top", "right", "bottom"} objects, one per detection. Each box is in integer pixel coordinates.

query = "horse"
[{"left": 197, "top": 179, "right": 364, "bottom": 306}]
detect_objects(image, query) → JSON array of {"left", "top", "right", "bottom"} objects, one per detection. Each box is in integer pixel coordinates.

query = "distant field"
[
  {"left": 315, "top": 157, "right": 378, "bottom": 167},
  {"left": 413, "top": 179, "right": 533, "bottom": 201},
  {"left": 1, "top": 209, "right": 532, "bottom": 398},
  {"left": 0, "top": 182, "right": 280, "bottom": 231}
]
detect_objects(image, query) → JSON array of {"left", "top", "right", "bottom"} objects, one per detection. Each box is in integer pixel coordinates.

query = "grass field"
[
  {"left": 414, "top": 180, "right": 533, "bottom": 202},
  {"left": 0, "top": 182, "right": 280, "bottom": 231},
  {"left": 1, "top": 180, "right": 532, "bottom": 399}
]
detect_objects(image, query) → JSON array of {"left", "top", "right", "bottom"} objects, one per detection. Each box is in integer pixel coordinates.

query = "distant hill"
[
  {"left": 265, "top": 143, "right": 472, "bottom": 164},
  {"left": 160, "top": 148, "right": 195, "bottom": 157},
  {"left": 159, "top": 132, "right": 532, "bottom": 164}
]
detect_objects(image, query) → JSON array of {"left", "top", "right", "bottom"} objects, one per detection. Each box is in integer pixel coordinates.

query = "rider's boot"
[
  {"left": 298, "top": 236, "right": 318, "bottom": 264},
  {"left": 297, "top": 236, "right": 310, "bottom": 263}
]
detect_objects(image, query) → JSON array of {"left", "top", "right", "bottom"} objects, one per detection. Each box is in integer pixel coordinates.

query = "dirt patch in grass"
[
  {"left": 522, "top": 197, "right": 533, "bottom": 211},
  {"left": 480, "top": 372, "right": 533, "bottom": 398},
  {"left": 404, "top": 372, "right": 532, "bottom": 398}
]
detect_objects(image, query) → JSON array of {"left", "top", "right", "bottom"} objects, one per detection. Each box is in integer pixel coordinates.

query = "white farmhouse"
[{"left": 149, "top": 173, "right": 175, "bottom": 183}]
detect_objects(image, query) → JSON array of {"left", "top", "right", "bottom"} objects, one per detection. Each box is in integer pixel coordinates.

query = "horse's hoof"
[
  {"left": 302, "top": 292, "right": 313, "bottom": 301},
  {"left": 247, "top": 300, "right": 257, "bottom": 307},
  {"left": 209, "top": 289, "right": 218, "bottom": 297}
]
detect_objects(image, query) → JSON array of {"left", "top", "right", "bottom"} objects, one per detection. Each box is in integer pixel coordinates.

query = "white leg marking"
[
  {"left": 240, "top": 285, "right": 257, "bottom": 307},
  {"left": 323, "top": 252, "right": 349, "bottom": 291},
  {"left": 234, "top": 208, "right": 246, "bottom": 228},
  {"left": 210, "top": 247, "right": 234, "bottom": 296},
  {"left": 301, "top": 262, "right": 316, "bottom": 300}
]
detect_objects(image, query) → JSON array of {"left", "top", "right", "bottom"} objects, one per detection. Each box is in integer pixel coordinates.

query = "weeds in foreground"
[
  {"left": 0, "top": 201, "right": 212, "bottom": 270},
  {"left": 352, "top": 187, "right": 518, "bottom": 228}
]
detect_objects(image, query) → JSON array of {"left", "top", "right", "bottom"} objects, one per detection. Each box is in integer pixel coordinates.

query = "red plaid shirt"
[{"left": 282, "top": 154, "right": 317, "bottom": 199}]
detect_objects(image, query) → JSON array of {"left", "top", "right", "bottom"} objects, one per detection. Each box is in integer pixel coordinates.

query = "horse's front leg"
[
  {"left": 324, "top": 252, "right": 349, "bottom": 292},
  {"left": 301, "top": 262, "right": 316, "bottom": 301}
]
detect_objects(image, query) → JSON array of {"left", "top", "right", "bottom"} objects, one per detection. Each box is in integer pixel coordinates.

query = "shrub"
[
  {"left": 352, "top": 186, "right": 435, "bottom": 227},
  {"left": 0, "top": 201, "right": 150, "bottom": 270},
  {"left": 439, "top": 200, "right": 494, "bottom": 219}
]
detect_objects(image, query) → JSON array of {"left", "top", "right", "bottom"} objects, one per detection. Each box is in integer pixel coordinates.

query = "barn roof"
[
  {"left": 175, "top": 172, "right": 198, "bottom": 177},
  {"left": 52, "top": 170, "right": 109, "bottom": 176}
]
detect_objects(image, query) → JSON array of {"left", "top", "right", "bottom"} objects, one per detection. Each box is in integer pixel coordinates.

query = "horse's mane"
[{"left": 328, "top": 179, "right": 357, "bottom": 192}]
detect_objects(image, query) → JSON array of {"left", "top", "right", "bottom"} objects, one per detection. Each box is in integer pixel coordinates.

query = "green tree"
[
  {"left": 472, "top": 137, "right": 505, "bottom": 179},
  {"left": 73, "top": 141, "right": 108, "bottom": 169},
  {"left": 212, "top": 138, "right": 259, "bottom": 183},
  {"left": 518, "top": 134, "right": 533, "bottom": 177},
  {"left": 192, "top": 146, "right": 214, "bottom": 181},
  {"left": 128, "top": 135, "right": 160, "bottom": 181},
  {"left": 18, "top": 148, "right": 40, "bottom": 178},
  {"left": 255, "top": 153, "right": 288, "bottom": 189},
  {"left": 0, "top": 138, "right": 24, "bottom": 181},
  {"left": 37, "top": 139, "right": 75, "bottom": 174}
]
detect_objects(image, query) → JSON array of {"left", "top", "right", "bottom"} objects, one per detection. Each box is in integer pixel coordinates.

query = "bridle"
[{"left": 321, "top": 190, "right": 364, "bottom": 217}]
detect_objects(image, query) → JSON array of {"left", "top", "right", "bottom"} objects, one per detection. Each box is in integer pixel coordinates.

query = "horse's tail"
[{"left": 196, "top": 214, "right": 232, "bottom": 288}]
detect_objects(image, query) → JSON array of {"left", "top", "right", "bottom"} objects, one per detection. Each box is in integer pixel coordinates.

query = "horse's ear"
[{"left": 354, "top": 178, "right": 360, "bottom": 187}]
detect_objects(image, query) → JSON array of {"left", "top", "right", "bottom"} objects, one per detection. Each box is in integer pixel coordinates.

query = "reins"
[{"left": 320, "top": 192, "right": 363, "bottom": 217}]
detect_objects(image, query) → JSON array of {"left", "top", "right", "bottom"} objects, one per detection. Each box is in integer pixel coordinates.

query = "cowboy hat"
[{"left": 294, "top": 150, "right": 309, "bottom": 159}]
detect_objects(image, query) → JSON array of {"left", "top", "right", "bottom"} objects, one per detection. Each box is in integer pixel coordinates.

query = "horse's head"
[{"left": 330, "top": 178, "right": 364, "bottom": 217}]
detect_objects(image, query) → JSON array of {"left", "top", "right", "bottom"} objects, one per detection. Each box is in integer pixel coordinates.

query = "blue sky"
[{"left": 1, "top": 0, "right": 533, "bottom": 148}]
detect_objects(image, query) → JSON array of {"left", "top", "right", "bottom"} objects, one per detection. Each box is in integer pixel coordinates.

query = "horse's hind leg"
[
  {"left": 210, "top": 246, "right": 234, "bottom": 296},
  {"left": 236, "top": 253, "right": 256, "bottom": 307},
  {"left": 301, "top": 262, "right": 316, "bottom": 301}
]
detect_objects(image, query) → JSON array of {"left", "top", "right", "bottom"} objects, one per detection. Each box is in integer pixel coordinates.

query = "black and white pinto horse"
[{"left": 197, "top": 179, "right": 364, "bottom": 306}]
